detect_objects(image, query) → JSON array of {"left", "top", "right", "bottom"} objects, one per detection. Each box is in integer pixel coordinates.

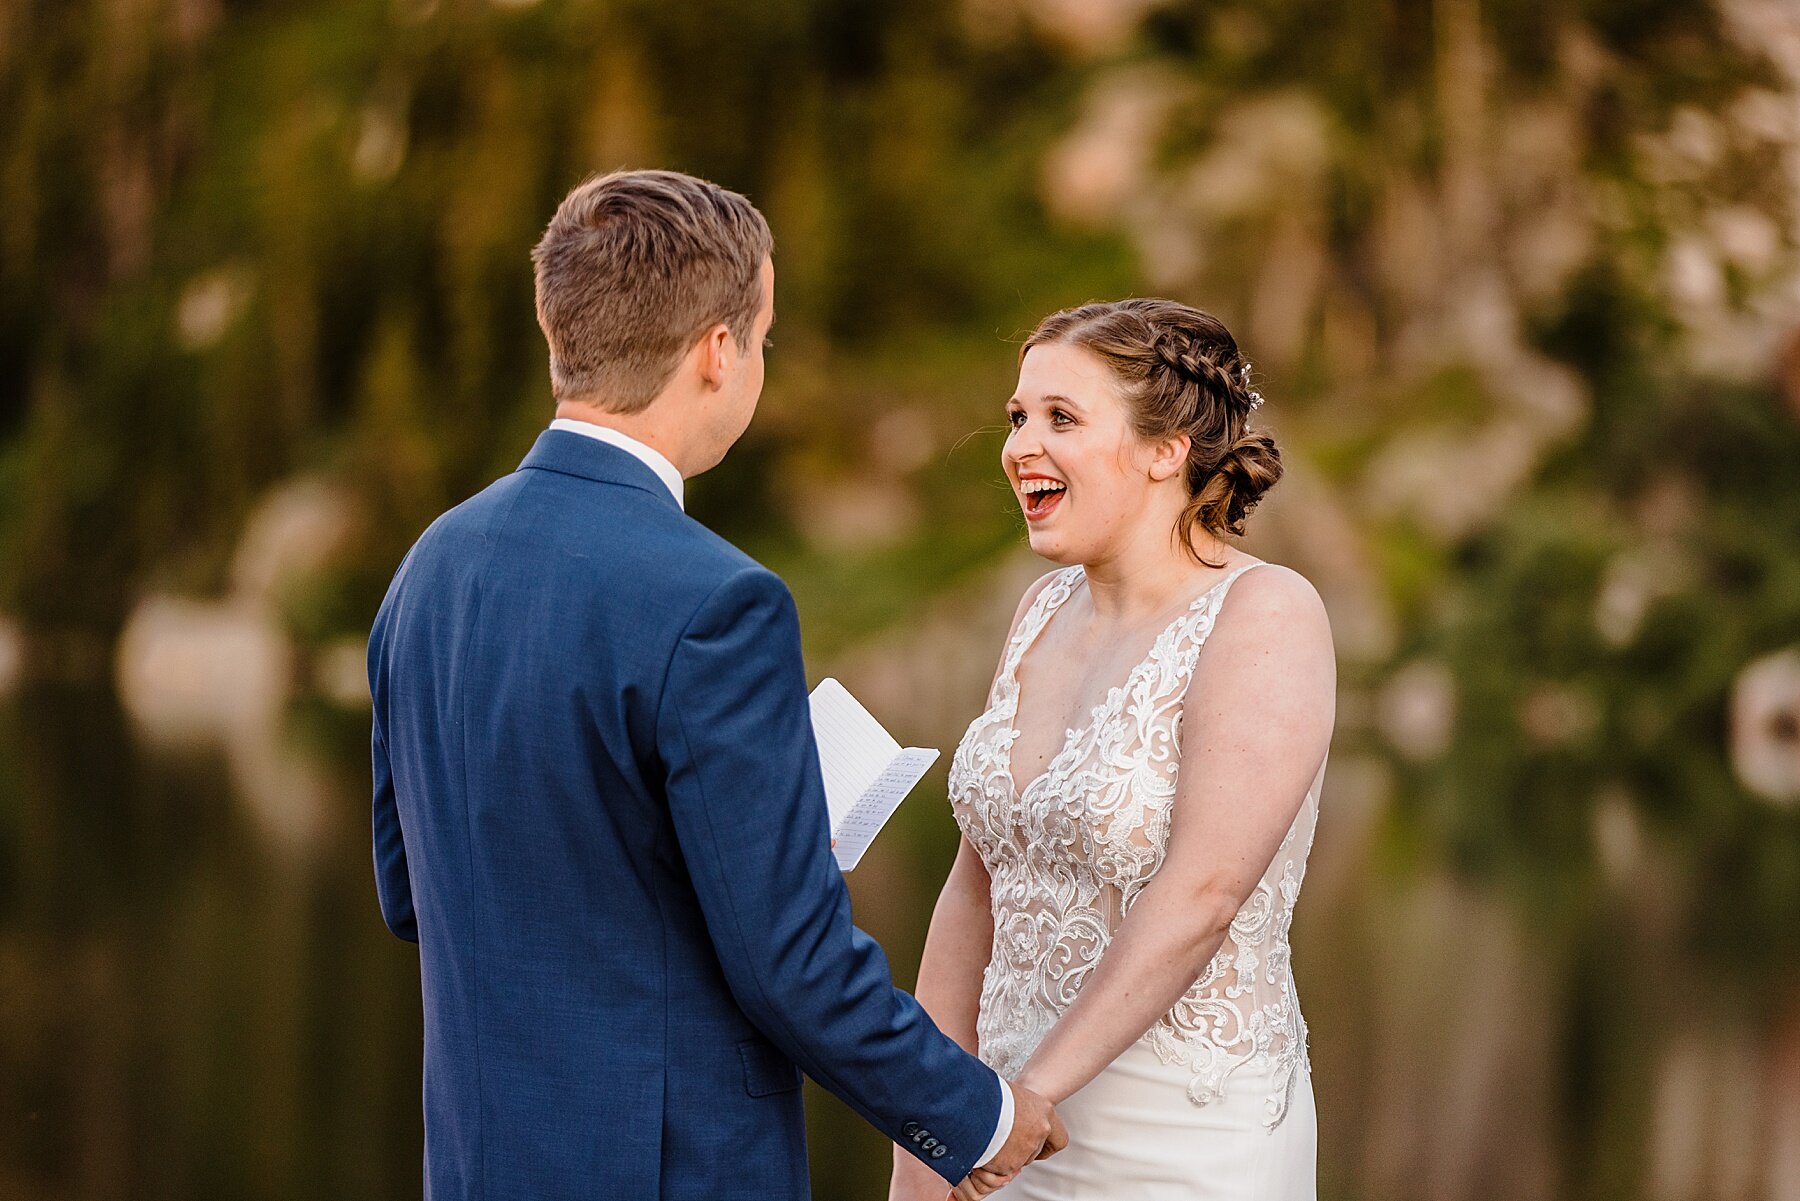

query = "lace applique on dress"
[{"left": 948, "top": 563, "right": 1322, "bottom": 1131}]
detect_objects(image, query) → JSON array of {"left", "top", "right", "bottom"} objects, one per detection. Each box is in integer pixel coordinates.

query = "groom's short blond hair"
[{"left": 532, "top": 169, "right": 772, "bottom": 413}]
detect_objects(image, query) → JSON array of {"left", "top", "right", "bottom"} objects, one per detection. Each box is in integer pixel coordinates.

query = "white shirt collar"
[{"left": 548, "top": 418, "right": 685, "bottom": 510}]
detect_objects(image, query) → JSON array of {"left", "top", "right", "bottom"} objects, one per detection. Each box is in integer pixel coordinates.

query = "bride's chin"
[{"left": 1025, "top": 530, "right": 1081, "bottom": 565}]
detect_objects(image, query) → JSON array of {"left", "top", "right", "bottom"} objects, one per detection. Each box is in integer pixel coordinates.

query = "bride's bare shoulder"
[{"left": 1216, "top": 561, "right": 1333, "bottom": 648}]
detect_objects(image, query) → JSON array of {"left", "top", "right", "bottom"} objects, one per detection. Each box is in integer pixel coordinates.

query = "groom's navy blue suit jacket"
[{"left": 369, "top": 429, "right": 1001, "bottom": 1201}]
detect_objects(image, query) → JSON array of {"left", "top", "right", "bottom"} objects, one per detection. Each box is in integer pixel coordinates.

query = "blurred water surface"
[{"left": 4, "top": 566, "right": 1798, "bottom": 1201}]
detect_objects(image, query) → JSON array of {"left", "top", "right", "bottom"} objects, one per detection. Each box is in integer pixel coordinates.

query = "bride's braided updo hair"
[{"left": 1023, "top": 298, "right": 1283, "bottom": 561}]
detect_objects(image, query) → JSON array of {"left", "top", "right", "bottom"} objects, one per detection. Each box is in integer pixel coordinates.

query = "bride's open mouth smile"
[{"left": 1020, "top": 475, "right": 1067, "bottom": 522}]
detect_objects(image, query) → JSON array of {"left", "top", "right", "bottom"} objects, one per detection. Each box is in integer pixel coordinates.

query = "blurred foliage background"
[{"left": 4, "top": 0, "right": 1800, "bottom": 1199}]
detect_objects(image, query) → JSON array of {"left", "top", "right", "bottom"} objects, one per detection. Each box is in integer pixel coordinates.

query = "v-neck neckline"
[{"left": 999, "top": 563, "right": 1259, "bottom": 806}]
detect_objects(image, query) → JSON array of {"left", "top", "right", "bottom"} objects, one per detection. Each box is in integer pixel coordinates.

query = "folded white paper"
[{"left": 808, "top": 677, "right": 940, "bottom": 871}]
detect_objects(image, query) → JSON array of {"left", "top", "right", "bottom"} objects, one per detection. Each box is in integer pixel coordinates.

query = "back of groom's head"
[{"left": 532, "top": 169, "right": 772, "bottom": 414}]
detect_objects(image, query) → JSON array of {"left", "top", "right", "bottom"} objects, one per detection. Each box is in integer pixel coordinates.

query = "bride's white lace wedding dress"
[{"left": 949, "top": 562, "right": 1323, "bottom": 1200}]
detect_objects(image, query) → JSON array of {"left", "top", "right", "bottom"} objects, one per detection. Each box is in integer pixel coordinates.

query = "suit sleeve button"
[
  {"left": 902, "top": 1121, "right": 920, "bottom": 1138},
  {"left": 931, "top": 1145, "right": 948, "bottom": 1159}
]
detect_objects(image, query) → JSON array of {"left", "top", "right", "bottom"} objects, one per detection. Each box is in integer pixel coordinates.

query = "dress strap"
[
  {"left": 1163, "top": 561, "right": 1269, "bottom": 671},
  {"left": 1001, "top": 566, "right": 1084, "bottom": 679},
  {"left": 1206, "top": 561, "right": 1267, "bottom": 613}
]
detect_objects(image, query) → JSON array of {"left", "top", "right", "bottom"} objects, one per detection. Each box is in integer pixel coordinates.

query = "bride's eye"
[
  {"left": 1007, "top": 409, "right": 1027, "bottom": 428},
  {"left": 1050, "top": 409, "right": 1073, "bottom": 426}
]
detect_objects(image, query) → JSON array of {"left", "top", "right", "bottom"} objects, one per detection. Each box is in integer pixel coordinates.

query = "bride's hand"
[
  {"left": 890, "top": 1153, "right": 955, "bottom": 1201},
  {"left": 952, "top": 1167, "right": 1016, "bottom": 1199}
]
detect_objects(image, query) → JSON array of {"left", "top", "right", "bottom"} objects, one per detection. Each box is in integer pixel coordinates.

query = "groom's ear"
[{"left": 695, "top": 322, "right": 734, "bottom": 391}]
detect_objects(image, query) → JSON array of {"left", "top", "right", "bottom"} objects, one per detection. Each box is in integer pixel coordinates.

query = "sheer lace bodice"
[{"left": 948, "top": 562, "right": 1322, "bottom": 1130}]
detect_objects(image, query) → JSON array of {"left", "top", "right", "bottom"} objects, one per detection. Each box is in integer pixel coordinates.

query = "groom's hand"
[{"left": 951, "top": 1081, "right": 1067, "bottom": 1198}]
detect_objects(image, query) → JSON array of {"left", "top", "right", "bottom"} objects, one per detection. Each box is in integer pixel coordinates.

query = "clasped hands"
[{"left": 950, "top": 1080, "right": 1067, "bottom": 1201}]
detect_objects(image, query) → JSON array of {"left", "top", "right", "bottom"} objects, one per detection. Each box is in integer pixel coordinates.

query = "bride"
[{"left": 891, "top": 299, "right": 1335, "bottom": 1201}]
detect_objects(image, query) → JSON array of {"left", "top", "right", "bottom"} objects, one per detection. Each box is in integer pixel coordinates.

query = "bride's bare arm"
[
  {"left": 892, "top": 840, "right": 997, "bottom": 1199},
  {"left": 892, "top": 574, "right": 1057, "bottom": 1201},
  {"left": 914, "top": 838, "right": 997, "bottom": 1050},
  {"left": 1012, "top": 565, "right": 1336, "bottom": 1106}
]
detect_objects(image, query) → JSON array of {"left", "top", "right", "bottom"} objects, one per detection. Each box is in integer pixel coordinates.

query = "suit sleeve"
[
  {"left": 369, "top": 596, "right": 418, "bottom": 944},
  {"left": 371, "top": 718, "right": 418, "bottom": 943},
  {"left": 656, "top": 566, "right": 1003, "bottom": 1184}
]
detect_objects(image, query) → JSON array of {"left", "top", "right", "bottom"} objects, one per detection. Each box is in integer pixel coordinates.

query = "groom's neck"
[{"left": 554, "top": 397, "right": 692, "bottom": 477}]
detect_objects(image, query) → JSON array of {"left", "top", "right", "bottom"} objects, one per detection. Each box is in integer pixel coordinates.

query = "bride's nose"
[{"left": 1005, "top": 426, "right": 1042, "bottom": 469}]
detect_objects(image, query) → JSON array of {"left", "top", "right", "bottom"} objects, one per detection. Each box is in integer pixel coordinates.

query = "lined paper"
[{"left": 809, "top": 678, "right": 941, "bottom": 871}]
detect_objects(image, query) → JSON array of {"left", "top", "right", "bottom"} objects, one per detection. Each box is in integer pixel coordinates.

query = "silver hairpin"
[{"left": 1241, "top": 361, "right": 1266, "bottom": 411}]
